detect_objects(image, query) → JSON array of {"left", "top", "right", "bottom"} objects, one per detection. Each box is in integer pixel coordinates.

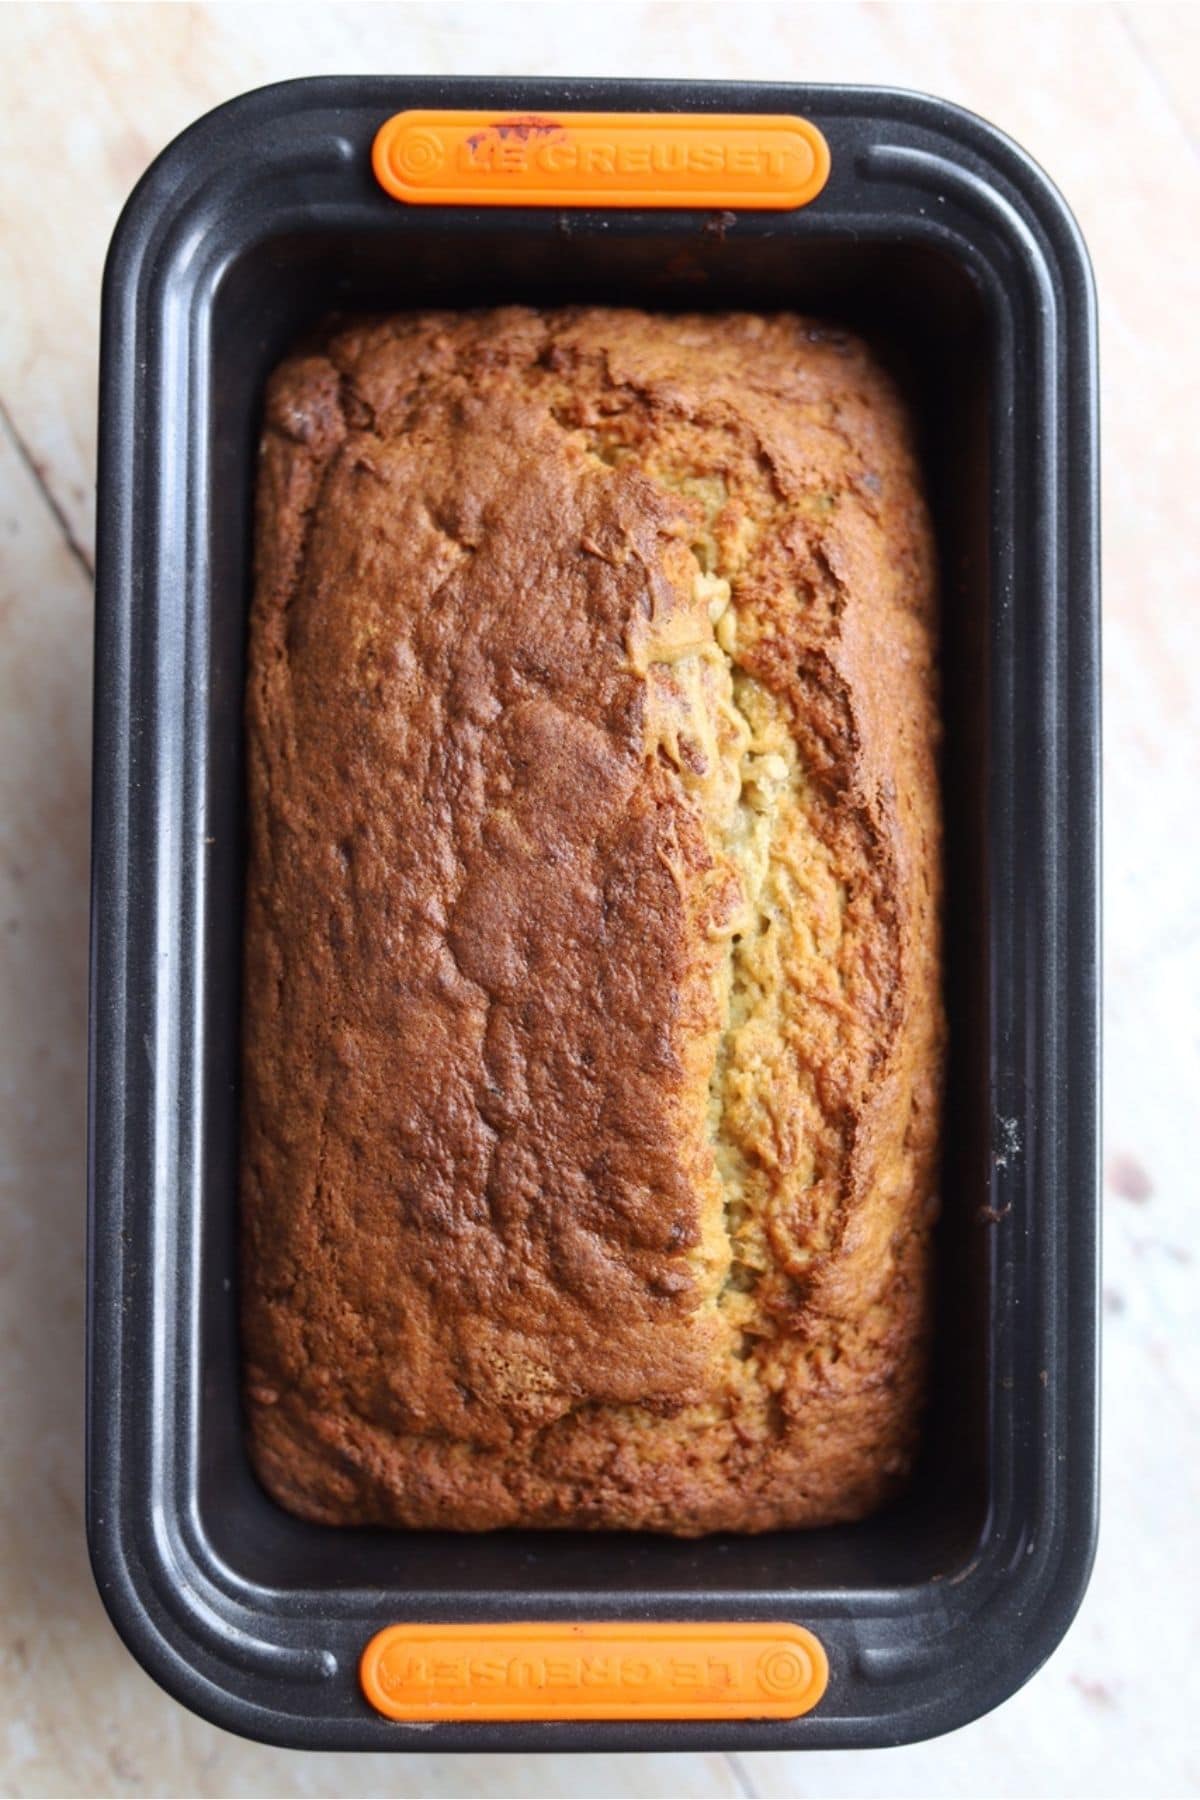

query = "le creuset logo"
[
  {"left": 372, "top": 111, "right": 832, "bottom": 210},
  {"left": 374, "top": 1647, "right": 805, "bottom": 1694},
  {"left": 359, "top": 1622, "right": 829, "bottom": 1721},
  {"left": 395, "top": 123, "right": 805, "bottom": 180}
]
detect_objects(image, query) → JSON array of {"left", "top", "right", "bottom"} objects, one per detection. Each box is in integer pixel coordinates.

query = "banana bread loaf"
[{"left": 241, "top": 306, "right": 943, "bottom": 1534}]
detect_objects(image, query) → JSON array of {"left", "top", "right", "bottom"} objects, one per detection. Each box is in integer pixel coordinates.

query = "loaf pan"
[{"left": 88, "top": 76, "right": 1100, "bottom": 1752}]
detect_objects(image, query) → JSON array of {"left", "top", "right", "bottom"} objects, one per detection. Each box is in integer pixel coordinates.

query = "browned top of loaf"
[{"left": 241, "top": 306, "right": 942, "bottom": 1534}]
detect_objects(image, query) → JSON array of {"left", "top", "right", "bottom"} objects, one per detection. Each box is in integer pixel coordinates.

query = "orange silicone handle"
[
  {"left": 372, "top": 110, "right": 830, "bottom": 209},
  {"left": 360, "top": 1620, "right": 828, "bottom": 1723}
]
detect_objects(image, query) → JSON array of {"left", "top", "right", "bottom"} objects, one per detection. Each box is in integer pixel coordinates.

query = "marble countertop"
[{"left": 1, "top": 4, "right": 1197, "bottom": 1795}]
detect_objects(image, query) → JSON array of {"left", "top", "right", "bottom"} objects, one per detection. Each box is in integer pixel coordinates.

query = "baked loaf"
[{"left": 242, "top": 306, "right": 943, "bottom": 1534}]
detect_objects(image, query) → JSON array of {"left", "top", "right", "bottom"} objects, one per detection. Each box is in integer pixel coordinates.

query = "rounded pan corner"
[
  {"left": 891, "top": 1510, "right": 1100, "bottom": 1750},
  {"left": 85, "top": 1511, "right": 245, "bottom": 1746},
  {"left": 84, "top": 1511, "right": 336, "bottom": 1754},
  {"left": 99, "top": 74, "right": 357, "bottom": 308},
  {"left": 853, "top": 82, "right": 1097, "bottom": 303},
  {"left": 84, "top": 1471, "right": 355, "bottom": 1752}
]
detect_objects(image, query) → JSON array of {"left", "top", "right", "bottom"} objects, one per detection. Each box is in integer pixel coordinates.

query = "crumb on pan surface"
[{"left": 241, "top": 306, "right": 944, "bottom": 1534}]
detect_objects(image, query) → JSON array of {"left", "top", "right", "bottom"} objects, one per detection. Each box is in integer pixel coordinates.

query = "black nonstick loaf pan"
[{"left": 88, "top": 77, "right": 1100, "bottom": 1752}]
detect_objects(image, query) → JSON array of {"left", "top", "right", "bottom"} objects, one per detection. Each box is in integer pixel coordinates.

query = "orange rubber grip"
[
  {"left": 360, "top": 1620, "right": 828, "bottom": 1723},
  {"left": 372, "top": 110, "right": 830, "bottom": 209}
]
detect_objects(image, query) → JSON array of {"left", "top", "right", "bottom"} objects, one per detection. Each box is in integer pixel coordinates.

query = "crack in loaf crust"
[{"left": 242, "top": 307, "right": 943, "bottom": 1534}]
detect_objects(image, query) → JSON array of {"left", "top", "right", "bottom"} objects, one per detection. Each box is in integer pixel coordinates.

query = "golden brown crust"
[{"left": 241, "top": 307, "right": 943, "bottom": 1534}]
